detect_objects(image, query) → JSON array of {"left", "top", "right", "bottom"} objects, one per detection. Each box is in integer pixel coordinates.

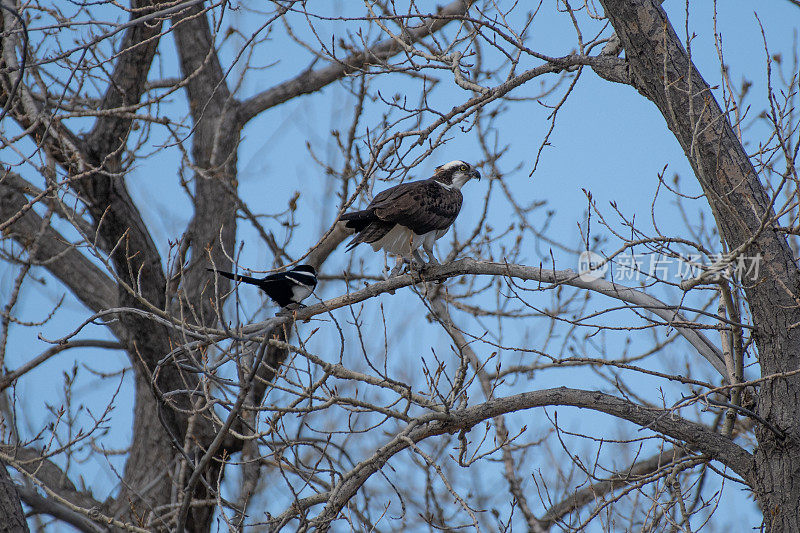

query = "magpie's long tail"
[{"left": 208, "top": 269, "right": 269, "bottom": 287}]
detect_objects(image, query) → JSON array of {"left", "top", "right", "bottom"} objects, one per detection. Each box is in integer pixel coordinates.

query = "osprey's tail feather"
[
  {"left": 339, "top": 210, "right": 374, "bottom": 232},
  {"left": 345, "top": 221, "right": 394, "bottom": 251}
]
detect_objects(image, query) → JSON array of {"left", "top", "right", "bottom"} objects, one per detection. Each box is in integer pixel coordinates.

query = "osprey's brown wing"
[
  {"left": 372, "top": 180, "right": 462, "bottom": 234},
  {"left": 340, "top": 179, "right": 462, "bottom": 249}
]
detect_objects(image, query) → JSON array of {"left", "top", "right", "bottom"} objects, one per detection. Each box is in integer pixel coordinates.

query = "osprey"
[
  {"left": 208, "top": 264, "right": 317, "bottom": 309},
  {"left": 339, "top": 160, "right": 481, "bottom": 275}
]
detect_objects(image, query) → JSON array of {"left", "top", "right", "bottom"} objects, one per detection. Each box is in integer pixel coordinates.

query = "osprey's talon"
[
  {"left": 424, "top": 253, "right": 440, "bottom": 266},
  {"left": 387, "top": 257, "right": 406, "bottom": 278},
  {"left": 412, "top": 260, "right": 443, "bottom": 285},
  {"left": 413, "top": 262, "right": 430, "bottom": 276},
  {"left": 408, "top": 261, "right": 424, "bottom": 273}
]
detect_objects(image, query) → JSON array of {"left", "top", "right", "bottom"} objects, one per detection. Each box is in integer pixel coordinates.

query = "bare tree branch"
[
  {"left": 537, "top": 448, "right": 685, "bottom": 529},
  {"left": 14, "top": 485, "right": 99, "bottom": 533},
  {"left": 238, "top": 0, "right": 476, "bottom": 123},
  {"left": 247, "top": 259, "right": 727, "bottom": 377},
  {"left": 306, "top": 386, "right": 752, "bottom": 530},
  {"left": 0, "top": 340, "right": 122, "bottom": 391},
  {"left": 85, "top": 0, "right": 174, "bottom": 155},
  {"left": 0, "top": 180, "right": 119, "bottom": 328},
  {"left": 0, "top": 446, "right": 104, "bottom": 521}
]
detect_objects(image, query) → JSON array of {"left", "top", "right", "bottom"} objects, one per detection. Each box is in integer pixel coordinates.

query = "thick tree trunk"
[
  {"left": 168, "top": 5, "right": 243, "bottom": 531},
  {"left": 598, "top": 0, "right": 800, "bottom": 529},
  {"left": 0, "top": 461, "right": 27, "bottom": 533}
]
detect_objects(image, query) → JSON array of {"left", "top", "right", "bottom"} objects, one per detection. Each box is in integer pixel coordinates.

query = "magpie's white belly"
[
  {"left": 370, "top": 225, "right": 449, "bottom": 256},
  {"left": 291, "top": 284, "right": 313, "bottom": 303}
]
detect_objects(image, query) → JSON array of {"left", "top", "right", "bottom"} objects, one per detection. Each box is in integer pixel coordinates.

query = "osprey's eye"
[{"left": 460, "top": 165, "right": 468, "bottom": 172}]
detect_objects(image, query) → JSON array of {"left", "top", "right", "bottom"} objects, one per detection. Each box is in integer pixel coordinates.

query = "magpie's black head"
[
  {"left": 432, "top": 160, "right": 481, "bottom": 189},
  {"left": 290, "top": 264, "right": 316, "bottom": 276}
]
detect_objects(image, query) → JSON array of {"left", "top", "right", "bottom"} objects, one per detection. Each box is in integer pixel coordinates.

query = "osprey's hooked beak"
[{"left": 471, "top": 168, "right": 482, "bottom": 181}]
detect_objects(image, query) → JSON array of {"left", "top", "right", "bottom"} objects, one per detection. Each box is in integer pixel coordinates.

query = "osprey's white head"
[{"left": 433, "top": 160, "right": 482, "bottom": 190}]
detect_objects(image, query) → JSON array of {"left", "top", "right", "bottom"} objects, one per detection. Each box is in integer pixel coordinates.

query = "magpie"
[{"left": 208, "top": 264, "right": 317, "bottom": 309}]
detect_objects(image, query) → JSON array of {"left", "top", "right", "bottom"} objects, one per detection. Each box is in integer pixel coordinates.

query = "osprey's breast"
[
  {"left": 370, "top": 223, "right": 449, "bottom": 255},
  {"left": 371, "top": 225, "right": 418, "bottom": 255}
]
